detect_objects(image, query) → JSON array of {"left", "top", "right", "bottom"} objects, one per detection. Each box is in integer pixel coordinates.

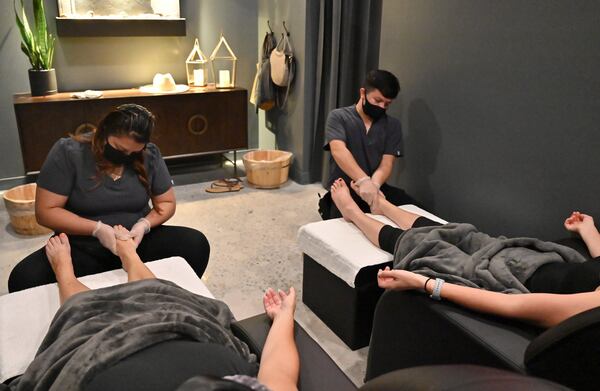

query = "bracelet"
[
  {"left": 424, "top": 277, "right": 432, "bottom": 292},
  {"left": 430, "top": 278, "right": 445, "bottom": 301}
]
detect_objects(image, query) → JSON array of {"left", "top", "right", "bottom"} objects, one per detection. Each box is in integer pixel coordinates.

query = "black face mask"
[
  {"left": 103, "top": 143, "right": 141, "bottom": 165},
  {"left": 363, "top": 95, "right": 386, "bottom": 121}
]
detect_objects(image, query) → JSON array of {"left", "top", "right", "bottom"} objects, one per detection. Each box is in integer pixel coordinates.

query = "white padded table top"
[
  {"left": 297, "top": 205, "right": 447, "bottom": 288},
  {"left": 0, "top": 256, "right": 212, "bottom": 383}
]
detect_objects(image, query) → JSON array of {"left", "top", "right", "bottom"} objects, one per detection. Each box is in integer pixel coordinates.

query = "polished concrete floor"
[{"left": 0, "top": 176, "right": 368, "bottom": 386}]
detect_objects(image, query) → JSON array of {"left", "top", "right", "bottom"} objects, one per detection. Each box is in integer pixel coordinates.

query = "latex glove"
[
  {"left": 357, "top": 178, "right": 379, "bottom": 205},
  {"left": 92, "top": 221, "right": 117, "bottom": 255},
  {"left": 371, "top": 180, "right": 386, "bottom": 199},
  {"left": 130, "top": 218, "right": 151, "bottom": 248}
]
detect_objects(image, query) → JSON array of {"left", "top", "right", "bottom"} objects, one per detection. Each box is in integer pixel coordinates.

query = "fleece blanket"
[
  {"left": 393, "top": 223, "right": 587, "bottom": 293},
  {"left": 6, "top": 279, "right": 256, "bottom": 391}
]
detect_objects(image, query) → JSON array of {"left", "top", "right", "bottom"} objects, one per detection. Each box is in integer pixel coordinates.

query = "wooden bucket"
[
  {"left": 3, "top": 183, "right": 52, "bottom": 235},
  {"left": 243, "top": 150, "right": 293, "bottom": 189}
]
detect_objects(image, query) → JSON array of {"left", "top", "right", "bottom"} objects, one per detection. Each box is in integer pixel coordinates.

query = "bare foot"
[
  {"left": 370, "top": 194, "right": 385, "bottom": 215},
  {"left": 114, "top": 225, "right": 137, "bottom": 259},
  {"left": 263, "top": 287, "right": 296, "bottom": 320},
  {"left": 45, "top": 233, "right": 74, "bottom": 279},
  {"left": 331, "top": 178, "right": 361, "bottom": 222},
  {"left": 350, "top": 180, "right": 384, "bottom": 215}
]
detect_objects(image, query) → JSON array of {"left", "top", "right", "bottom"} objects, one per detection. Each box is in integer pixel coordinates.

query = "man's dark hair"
[{"left": 363, "top": 69, "right": 400, "bottom": 99}]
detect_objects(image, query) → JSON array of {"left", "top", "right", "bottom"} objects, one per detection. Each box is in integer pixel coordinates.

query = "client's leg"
[
  {"left": 350, "top": 182, "right": 421, "bottom": 230},
  {"left": 331, "top": 179, "right": 385, "bottom": 246},
  {"left": 114, "top": 225, "right": 156, "bottom": 282},
  {"left": 45, "top": 233, "right": 90, "bottom": 305}
]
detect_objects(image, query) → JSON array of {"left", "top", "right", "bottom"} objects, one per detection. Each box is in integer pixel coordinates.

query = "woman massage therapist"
[
  {"left": 330, "top": 178, "right": 600, "bottom": 328},
  {"left": 8, "top": 104, "right": 210, "bottom": 292}
]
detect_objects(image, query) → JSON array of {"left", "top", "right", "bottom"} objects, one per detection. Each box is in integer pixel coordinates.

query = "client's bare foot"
[
  {"left": 331, "top": 178, "right": 361, "bottom": 222},
  {"left": 45, "top": 233, "right": 74, "bottom": 280},
  {"left": 350, "top": 180, "right": 384, "bottom": 215},
  {"left": 114, "top": 225, "right": 137, "bottom": 267},
  {"left": 369, "top": 195, "right": 385, "bottom": 215}
]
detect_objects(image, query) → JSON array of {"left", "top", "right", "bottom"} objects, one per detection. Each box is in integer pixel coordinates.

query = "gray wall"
[
  {"left": 0, "top": 1, "right": 31, "bottom": 178},
  {"left": 0, "top": 0, "right": 258, "bottom": 179},
  {"left": 258, "top": 0, "right": 310, "bottom": 183},
  {"left": 381, "top": 0, "right": 600, "bottom": 240}
]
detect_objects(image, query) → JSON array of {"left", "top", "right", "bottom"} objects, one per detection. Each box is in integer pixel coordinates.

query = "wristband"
[
  {"left": 354, "top": 176, "right": 370, "bottom": 186},
  {"left": 424, "top": 277, "right": 432, "bottom": 292},
  {"left": 430, "top": 278, "right": 445, "bottom": 301}
]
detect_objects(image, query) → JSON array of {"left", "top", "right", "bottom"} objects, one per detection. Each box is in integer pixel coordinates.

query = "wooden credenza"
[{"left": 13, "top": 87, "right": 248, "bottom": 173}]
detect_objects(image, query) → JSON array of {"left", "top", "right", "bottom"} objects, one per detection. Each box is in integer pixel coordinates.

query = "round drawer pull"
[{"left": 188, "top": 114, "right": 208, "bottom": 136}]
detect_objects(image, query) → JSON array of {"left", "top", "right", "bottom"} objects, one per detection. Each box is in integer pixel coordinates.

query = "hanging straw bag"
[{"left": 270, "top": 34, "right": 294, "bottom": 87}]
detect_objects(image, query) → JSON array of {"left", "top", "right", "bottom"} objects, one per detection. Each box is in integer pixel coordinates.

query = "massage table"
[{"left": 297, "top": 205, "right": 447, "bottom": 349}]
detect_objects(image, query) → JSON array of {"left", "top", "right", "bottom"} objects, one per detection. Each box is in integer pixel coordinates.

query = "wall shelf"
[{"left": 55, "top": 17, "right": 186, "bottom": 37}]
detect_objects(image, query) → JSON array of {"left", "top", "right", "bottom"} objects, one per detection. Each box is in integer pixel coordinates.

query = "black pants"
[
  {"left": 377, "top": 220, "right": 600, "bottom": 295},
  {"left": 319, "top": 182, "right": 419, "bottom": 220},
  {"left": 85, "top": 340, "right": 257, "bottom": 391},
  {"left": 8, "top": 225, "right": 210, "bottom": 293}
]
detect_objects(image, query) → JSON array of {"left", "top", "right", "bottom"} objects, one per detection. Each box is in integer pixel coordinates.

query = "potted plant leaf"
[{"left": 15, "top": 0, "right": 57, "bottom": 96}]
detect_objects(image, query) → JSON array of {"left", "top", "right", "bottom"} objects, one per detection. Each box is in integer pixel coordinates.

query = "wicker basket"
[
  {"left": 3, "top": 183, "right": 52, "bottom": 235},
  {"left": 243, "top": 150, "right": 293, "bottom": 189}
]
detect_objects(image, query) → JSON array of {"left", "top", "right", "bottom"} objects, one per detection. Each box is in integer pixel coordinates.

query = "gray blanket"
[
  {"left": 393, "top": 223, "right": 587, "bottom": 293},
  {"left": 8, "top": 279, "right": 256, "bottom": 391}
]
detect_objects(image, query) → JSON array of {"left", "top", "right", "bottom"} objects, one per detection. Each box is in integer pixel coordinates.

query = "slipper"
[
  {"left": 212, "top": 178, "right": 243, "bottom": 188},
  {"left": 205, "top": 182, "right": 243, "bottom": 193}
]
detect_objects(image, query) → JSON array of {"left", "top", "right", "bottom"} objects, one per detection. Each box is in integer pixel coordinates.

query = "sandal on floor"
[
  {"left": 205, "top": 182, "right": 243, "bottom": 193},
  {"left": 212, "top": 178, "right": 243, "bottom": 188}
]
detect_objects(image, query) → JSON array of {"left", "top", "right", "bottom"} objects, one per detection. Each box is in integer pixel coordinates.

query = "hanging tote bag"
[
  {"left": 270, "top": 33, "right": 295, "bottom": 108},
  {"left": 270, "top": 34, "right": 294, "bottom": 87},
  {"left": 256, "top": 31, "right": 278, "bottom": 112},
  {"left": 250, "top": 62, "right": 260, "bottom": 105}
]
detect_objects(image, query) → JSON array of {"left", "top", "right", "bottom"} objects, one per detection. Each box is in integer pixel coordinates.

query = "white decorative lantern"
[
  {"left": 186, "top": 38, "right": 208, "bottom": 87},
  {"left": 209, "top": 33, "right": 237, "bottom": 89}
]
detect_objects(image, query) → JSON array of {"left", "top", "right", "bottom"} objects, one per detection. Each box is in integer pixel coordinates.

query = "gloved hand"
[
  {"left": 129, "top": 218, "right": 151, "bottom": 247},
  {"left": 92, "top": 221, "right": 117, "bottom": 255},
  {"left": 357, "top": 177, "right": 379, "bottom": 206}
]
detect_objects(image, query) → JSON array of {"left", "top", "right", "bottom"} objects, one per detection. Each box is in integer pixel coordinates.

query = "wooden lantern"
[
  {"left": 186, "top": 38, "right": 209, "bottom": 87},
  {"left": 209, "top": 33, "right": 237, "bottom": 88}
]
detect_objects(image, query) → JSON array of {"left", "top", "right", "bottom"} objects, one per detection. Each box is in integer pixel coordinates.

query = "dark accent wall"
[{"left": 381, "top": 1, "right": 600, "bottom": 240}]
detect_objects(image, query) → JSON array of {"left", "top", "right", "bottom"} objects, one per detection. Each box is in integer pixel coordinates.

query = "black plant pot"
[{"left": 28, "top": 68, "right": 58, "bottom": 96}]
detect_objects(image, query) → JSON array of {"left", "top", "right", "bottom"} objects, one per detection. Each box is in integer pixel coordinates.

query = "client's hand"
[
  {"left": 263, "top": 287, "right": 296, "bottom": 320},
  {"left": 564, "top": 211, "right": 596, "bottom": 235},
  {"left": 377, "top": 266, "right": 425, "bottom": 291},
  {"left": 92, "top": 221, "right": 117, "bottom": 255}
]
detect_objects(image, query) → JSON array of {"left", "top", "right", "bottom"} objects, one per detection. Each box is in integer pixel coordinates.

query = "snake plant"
[{"left": 14, "top": 0, "right": 55, "bottom": 70}]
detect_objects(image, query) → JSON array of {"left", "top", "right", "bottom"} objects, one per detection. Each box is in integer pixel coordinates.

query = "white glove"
[
  {"left": 129, "top": 218, "right": 151, "bottom": 248},
  {"left": 357, "top": 178, "right": 379, "bottom": 205},
  {"left": 92, "top": 221, "right": 117, "bottom": 255}
]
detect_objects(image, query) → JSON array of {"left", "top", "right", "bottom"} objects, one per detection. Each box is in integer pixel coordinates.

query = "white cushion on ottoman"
[{"left": 297, "top": 205, "right": 447, "bottom": 288}]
